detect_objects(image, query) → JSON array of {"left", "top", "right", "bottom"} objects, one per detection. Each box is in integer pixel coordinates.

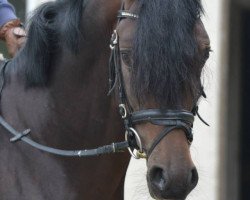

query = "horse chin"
[
  {"left": 148, "top": 183, "right": 188, "bottom": 200},
  {"left": 151, "top": 194, "right": 187, "bottom": 200},
  {"left": 156, "top": 198, "right": 186, "bottom": 200},
  {"left": 150, "top": 194, "right": 186, "bottom": 200},
  {"left": 156, "top": 199, "right": 185, "bottom": 200}
]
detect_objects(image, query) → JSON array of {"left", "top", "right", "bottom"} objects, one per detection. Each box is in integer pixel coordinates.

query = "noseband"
[{"left": 0, "top": 7, "right": 208, "bottom": 159}]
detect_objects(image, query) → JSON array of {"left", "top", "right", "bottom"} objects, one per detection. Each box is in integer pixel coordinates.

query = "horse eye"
[
  {"left": 204, "top": 47, "right": 212, "bottom": 60},
  {"left": 121, "top": 51, "right": 133, "bottom": 68},
  {"left": 200, "top": 47, "right": 211, "bottom": 66}
]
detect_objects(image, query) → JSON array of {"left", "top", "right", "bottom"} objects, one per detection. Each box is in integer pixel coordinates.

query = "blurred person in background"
[{"left": 0, "top": 0, "right": 26, "bottom": 57}]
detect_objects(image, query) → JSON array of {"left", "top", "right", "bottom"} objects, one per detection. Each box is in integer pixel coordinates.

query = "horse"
[{"left": 0, "top": 0, "right": 210, "bottom": 199}]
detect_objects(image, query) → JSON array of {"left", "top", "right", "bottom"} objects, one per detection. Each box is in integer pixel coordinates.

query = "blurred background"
[{"left": 2, "top": 0, "right": 249, "bottom": 199}]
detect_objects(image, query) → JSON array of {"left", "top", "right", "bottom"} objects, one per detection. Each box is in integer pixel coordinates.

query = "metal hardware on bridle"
[
  {"left": 109, "top": 30, "right": 118, "bottom": 50},
  {"left": 118, "top": 10, "right": 139, "bottom": 19},
  {"left": 125, "top": 127, "right": 146, "bottom": 159},
  {"left": 119, "top": 104, "right": 127, "bottom": 119}
]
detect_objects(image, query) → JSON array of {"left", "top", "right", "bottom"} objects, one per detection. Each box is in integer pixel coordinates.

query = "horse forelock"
[
  {"left": 132, "top": 0, "right": 204, "bottom": 108},
  {"left": 13, "top": 0, "right": 87, "bottom": 87}
]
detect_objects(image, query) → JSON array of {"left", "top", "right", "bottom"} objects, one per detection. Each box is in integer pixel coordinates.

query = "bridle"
[
  {"left": 0, "top": 5, "right": 208, "bottom": 159},
  {"left": 108, "top": 8, "right": 205, "bottom": 159}
]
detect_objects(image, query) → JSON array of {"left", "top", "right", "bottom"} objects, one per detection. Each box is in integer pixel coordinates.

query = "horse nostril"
[
  {"left": 189, "top": 167, "right": 199, "bottom": 189},
  {"left": 149, "top": 167, "right": 167, "bottom": 191},
  {"left": 148, "top": 166, "right": 198, "bottom": 199}
]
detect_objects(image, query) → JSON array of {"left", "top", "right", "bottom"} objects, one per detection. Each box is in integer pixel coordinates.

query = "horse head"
[{"left": 110, "top": 0, "right": 211, "bottom": 199}]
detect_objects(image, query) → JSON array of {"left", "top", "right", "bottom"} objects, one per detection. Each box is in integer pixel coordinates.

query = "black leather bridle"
[
  {"left": 0, "top": 7, "right": 208, "bottom": 159},
  {"left": 107, "top": 9, "right": 208, "bottom": 159}
]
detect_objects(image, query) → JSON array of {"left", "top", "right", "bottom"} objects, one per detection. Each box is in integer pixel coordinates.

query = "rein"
[
  {"left": 0, "top": 62, "right": 129, "bottom": 157},
  {"left": 0, "top": 8, "right": 208, "bottom": 158},
  {"left": 0, "top": 115, "right": 128, "bottom": 157}
]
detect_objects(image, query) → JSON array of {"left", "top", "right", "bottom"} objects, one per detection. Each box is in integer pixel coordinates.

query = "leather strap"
[
  {"left": 147, "top": 123, "right": 192, "bottom": 158},
  {"left": 131, "top": 109, "right": 194, "bottom": 125},
  {"left": 0, "top": 116, "right": 129, "bottom": 157}
]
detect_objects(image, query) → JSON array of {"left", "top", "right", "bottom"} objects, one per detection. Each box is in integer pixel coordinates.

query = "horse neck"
[
  {"left": 43, "top": 1, "right": 123, "bottom": 148},
  {"left": 45, "top": 5, "right": 121, "bottom": 147},
  {"left": 47, "top": 48, "right": 119, "bottom": 147}
]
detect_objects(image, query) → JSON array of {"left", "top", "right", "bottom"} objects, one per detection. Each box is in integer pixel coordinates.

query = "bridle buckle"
[
  {"left": 119, "top": 104, "right": 127, "bottom": 119},
  {"left": 110, "top": 30, "right": 118, "bottom": 50}
]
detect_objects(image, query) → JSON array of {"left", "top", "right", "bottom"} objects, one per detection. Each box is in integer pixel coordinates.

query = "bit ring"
[{"left": 125, "top": 127, "right": 145, "bottom": 159}]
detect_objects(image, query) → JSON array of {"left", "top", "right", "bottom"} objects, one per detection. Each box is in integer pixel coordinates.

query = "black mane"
[
  {"left": 132, "top": 0, "right": 204, "bottom": 108},
  {"left": 13, "top": 0, "right": 87, "bottom": 87}
]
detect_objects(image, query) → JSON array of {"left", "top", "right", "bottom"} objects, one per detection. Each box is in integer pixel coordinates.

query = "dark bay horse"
[{"left": 0, "top": 0, "right": 210, "bottom": 199}]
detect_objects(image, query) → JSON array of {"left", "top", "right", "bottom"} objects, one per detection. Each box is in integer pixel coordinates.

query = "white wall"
[{"left": 26, "top": 0, "right": 51, "bottom": 15}]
